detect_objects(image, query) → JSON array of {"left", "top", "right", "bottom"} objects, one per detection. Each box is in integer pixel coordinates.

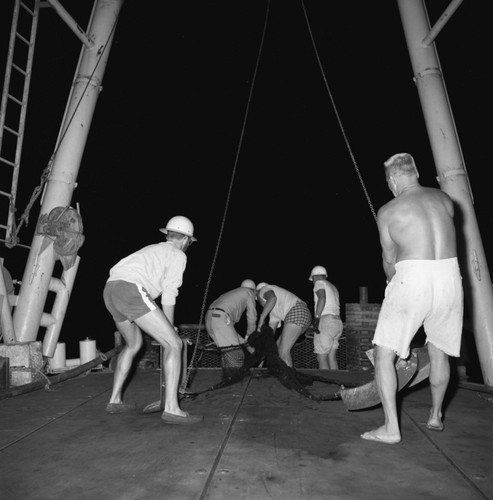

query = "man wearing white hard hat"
[
  {"left": 103, "top": 215, "right": 202, "bottom": 424},
  {"left": 309, "top": 265, "right": 344, "bottom": 370},
  {"left": 205, "top": 280, "right": 258, "bottom": 375}
]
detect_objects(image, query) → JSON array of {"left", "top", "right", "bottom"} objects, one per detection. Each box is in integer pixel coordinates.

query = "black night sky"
[{"left": 0, "top": 1, "right": 492, "bottom": 360}]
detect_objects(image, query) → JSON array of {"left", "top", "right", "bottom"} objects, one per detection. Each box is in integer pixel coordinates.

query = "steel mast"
[
  {"left": 13, "top": 0, "right": 124, "bottom": 355},
  {"left": 397, "top": 0, "right": 493, "bottom": 385}
]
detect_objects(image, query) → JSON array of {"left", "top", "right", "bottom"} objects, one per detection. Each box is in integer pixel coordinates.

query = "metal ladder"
[{"left": 0, "top": 0, "right": 40, "bottom": 247}]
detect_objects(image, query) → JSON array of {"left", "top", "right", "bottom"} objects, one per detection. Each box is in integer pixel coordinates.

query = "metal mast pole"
[
  {"left": 13, "top": 0, "right": 125, "bottom": 348},
  {"left": 397, "top": 0, "right": 493, "bottom": 385}
]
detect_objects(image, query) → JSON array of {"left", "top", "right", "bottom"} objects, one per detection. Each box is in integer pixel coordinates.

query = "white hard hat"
[
  {"left": 256, "top": 282, "right": 268, "bottom": 291},
  {"left": 160, "top": 215, "right": 197, "bottom": 242},
  {"left": 241, "top": 279, "right": 256, "bottom": 289},
  {"left": 309, "top": 265, "right": 327, "bottom": 281}
]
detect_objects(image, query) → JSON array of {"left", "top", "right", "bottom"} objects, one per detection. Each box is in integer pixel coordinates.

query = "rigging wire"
[
  {"left": 184, "top": 1, "right": 272, "bottom": 386},
  {"left": 300, "top": 0, "right": 377, "bottom": 224},
  {"left": 185, "top": 0, "right": 379, "bottom": 385}
]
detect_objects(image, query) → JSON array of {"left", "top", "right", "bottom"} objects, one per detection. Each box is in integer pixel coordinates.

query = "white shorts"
[
  {"left": 313, "top": 315, "right": 343, "bottom": 355},
  {"left": 373, "top": 258, "right": 463, "bottom": 359}
]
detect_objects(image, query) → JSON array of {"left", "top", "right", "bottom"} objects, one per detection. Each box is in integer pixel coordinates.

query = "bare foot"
[
  {"left": 361, "top": 426, "right": 401, "bottom": 444},
  {"left": 426, "top": 413, "right": 444, "bottom": 432}
]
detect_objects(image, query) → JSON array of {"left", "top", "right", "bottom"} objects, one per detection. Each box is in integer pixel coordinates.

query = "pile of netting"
[
  {"left": 36, "top": 206, "right": 85, "bottom": 270},
  {"left": 193, "top": 325, "right": 359, "bottom": 401}
]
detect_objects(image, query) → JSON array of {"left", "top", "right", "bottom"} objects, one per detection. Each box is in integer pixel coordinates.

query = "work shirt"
[
  {"left": 107, "top": 241, "right": 186, "bottom": 305},
  {"left": 209, "top": 287, "right": 257, "bottom": 335},
  {"left": 313, "top": 279, "right": 340, "bottom": 316},
  {"left": 258, "top": 284, "right": 305, "bottom": 324}
]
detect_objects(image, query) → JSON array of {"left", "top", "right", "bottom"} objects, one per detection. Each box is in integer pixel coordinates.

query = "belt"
[{"left": 208, "top": 307, "right": 226, "bottom": 313}]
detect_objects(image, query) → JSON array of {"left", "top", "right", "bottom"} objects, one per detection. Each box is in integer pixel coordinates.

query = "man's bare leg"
[
  {"left": 361, "top": 345, "right": 401, "bottom": 444},
  {"left": 277, "top": 324, "right": 303, "bottom": 367},
  {"left": 136, "top": 310, "right": 187, "bottom": 417},
  {"left": 426, "top": 341, "right": 449, "bottom": 431},
  {"left": 317, "top": 353, "right": 329, "bottom": 370},
  {"left": 161, "top": 338, "right": 184, "bottom": 413},
  {"left": 328, "top": 348, "right": 338, "bottom": 370},
  {"left": 108, "top": 321, "right": 143, "bottom": 404}
]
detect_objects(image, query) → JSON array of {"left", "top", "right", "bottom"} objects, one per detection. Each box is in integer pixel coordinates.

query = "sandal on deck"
[
  {"left": 161, "top": 411, "right": 203, "bottom": 424},
  {"left": 105, "top": 402, "right": 137, "bottom": 414}
]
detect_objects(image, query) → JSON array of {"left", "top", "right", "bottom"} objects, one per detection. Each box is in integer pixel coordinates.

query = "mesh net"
[
  {"left": 220, "top": 346, "right": 245, "bottom": 369},
  {"left": 191, "top": 325, "right": 352, "bottom": 401},
  {"left": 180, "top": 324, "right": 347, "bottom": 370},
  {"left": 219, "top": 345, "right": 248, "bottom": 379}
]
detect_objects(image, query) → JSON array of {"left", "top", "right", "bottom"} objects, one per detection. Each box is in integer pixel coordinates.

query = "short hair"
[{"left": 384, "top": 153, "right": 418, "bottom": 177}]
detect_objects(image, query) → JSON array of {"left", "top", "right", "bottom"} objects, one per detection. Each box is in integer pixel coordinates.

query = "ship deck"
[{"left": 0, "top": 367, "right": 492, "bottom": 500}]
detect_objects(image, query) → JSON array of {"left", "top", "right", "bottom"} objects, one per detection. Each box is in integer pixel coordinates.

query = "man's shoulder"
[
  {"left": 161, "top": 241, "right": 185, "bottom": 255},
  {"left": 160, "top": 243, "right": 187, "bottom": 266},
  {"left": 218, "top": 287, "right": 247, "bottom": 300},
  {"left": 377, "top": 198, "right": 397, "bottom": 219},
  {"left": 428, "top": 186, "right": 453, "bottom": 203}
]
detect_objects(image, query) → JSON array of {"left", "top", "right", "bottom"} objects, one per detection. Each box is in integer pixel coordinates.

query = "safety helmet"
[
  {"left": 309, "top": 265, "right": 327, "bottom": 281},
  {"left": 241, "top": 279, "right": 256, "bottom": 289},
  {"left": 159, "top": 215, "right": 197, "bottom": 242},
  {"left": 256, "top": 282, "right": 268, "bottom": 291}
]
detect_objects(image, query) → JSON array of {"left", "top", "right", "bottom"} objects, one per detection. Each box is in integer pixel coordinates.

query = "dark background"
[{"left": 0, "top": 1, "right": 491, "bottom": 366}]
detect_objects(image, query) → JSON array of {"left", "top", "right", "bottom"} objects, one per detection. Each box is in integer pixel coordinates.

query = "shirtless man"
[{"left": 361, "top": 153, "right": 463, "bottom": 444}]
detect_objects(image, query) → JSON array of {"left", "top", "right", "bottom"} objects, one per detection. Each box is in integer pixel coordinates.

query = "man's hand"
[
  {"left": 304, "top": 318, "right": 320, "bottom": 339},
  {"left": 312, "top": 317, "right": 320, "bottom": 332}
]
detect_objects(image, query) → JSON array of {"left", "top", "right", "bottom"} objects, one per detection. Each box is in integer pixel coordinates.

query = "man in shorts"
[
  {"left": 256, "top": 283, "right": 312, "bottom": 367},
  {"left": 361, "top": 153, "right": 463, "bottom": 444},
  {"left": 308, "top": 266, "right": 344, "bottom": 370},
  {"left": 103, "top": 215, "right": 203, "bottom": 424}
]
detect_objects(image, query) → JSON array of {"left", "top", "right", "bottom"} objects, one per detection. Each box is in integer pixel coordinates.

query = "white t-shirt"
[
  {"left": 313, "top": 279, "right": 340, "bottom": 316},
  {"left": 107, "top": 241, "right": 186, "bottom": 305},
  {"left": 259, "top": 284, "right": 302, "bottom": 324}
]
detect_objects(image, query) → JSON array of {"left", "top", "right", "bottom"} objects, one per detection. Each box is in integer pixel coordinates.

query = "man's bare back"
[{"left": 377, "top": 176, "right": 457, "bottom": 283}]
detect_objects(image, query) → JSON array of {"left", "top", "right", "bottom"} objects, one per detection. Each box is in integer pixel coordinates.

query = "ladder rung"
[
  {"left": 3, "top": 124, "right": 21, "bottom": 137},
  {"left": 20, "top": 1, "right": 36, "bottom": 16},
  {"left": 0, "top": 157, "right": 16, "bottom": 168},
  {"left": 12, "top": 62, "right": 28, "bottom": 77},
  {"left": 15, "top": 31, "right": 31, "bottom": 47},
  {"left": 7, "top": 93, "right": 23, "bottom": 106}
]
